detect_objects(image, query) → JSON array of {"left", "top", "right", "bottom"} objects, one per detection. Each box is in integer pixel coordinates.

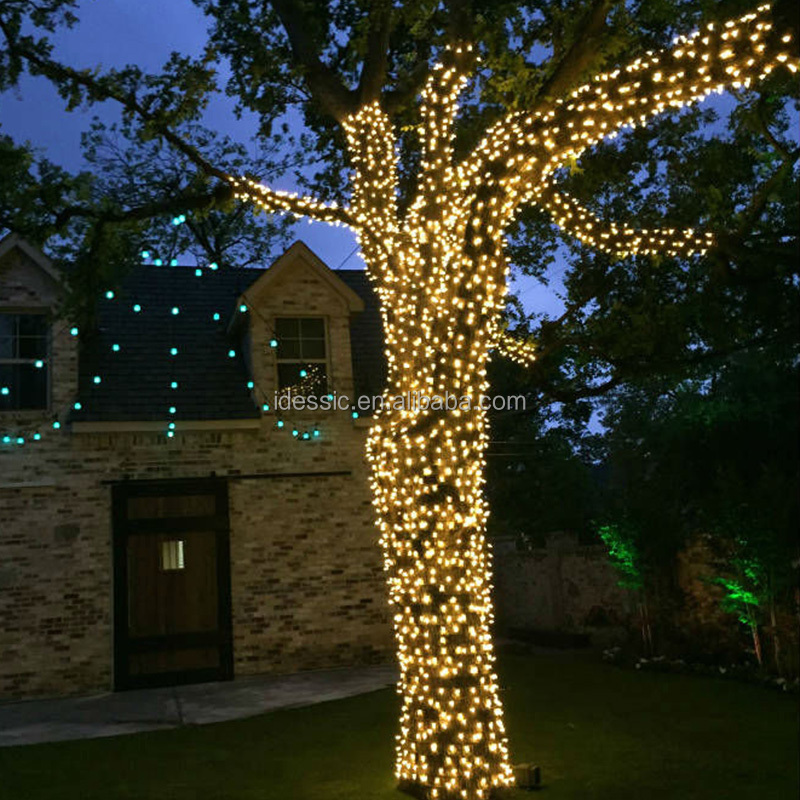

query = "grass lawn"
[{"left": 0, "top": 651, "right": 796, "bottom": 800}]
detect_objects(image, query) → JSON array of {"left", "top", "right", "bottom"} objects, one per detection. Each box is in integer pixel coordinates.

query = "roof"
[{"left": 72, "top": 255, "right": 386, "bottom": 423}]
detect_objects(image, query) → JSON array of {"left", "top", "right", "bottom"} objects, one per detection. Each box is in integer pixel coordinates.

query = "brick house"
[{"left": 0, "top": 234, "right": 392, "bottom": 699}]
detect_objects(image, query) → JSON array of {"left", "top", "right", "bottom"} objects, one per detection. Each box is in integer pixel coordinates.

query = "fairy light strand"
[
  {"left": 4, "top": 6, "right": 794, "bottom": 797},
  {"left": 225, "top": 7, "right": 796, "bottom": 798}
]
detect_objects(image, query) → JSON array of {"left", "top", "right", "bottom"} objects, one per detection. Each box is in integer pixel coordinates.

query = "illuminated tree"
[{"left": 1, "top": 1, "right": 798, "bottom": 797}]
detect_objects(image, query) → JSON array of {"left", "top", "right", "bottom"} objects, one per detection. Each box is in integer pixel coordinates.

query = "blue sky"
[{"left": 0, "top": 0, "right": 567, "bottom": 317}]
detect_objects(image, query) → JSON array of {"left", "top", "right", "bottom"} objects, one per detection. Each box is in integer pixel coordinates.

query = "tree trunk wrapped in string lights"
[
  {"left": 229, "top": 8, "right": 796, "bottom": 796},
  {"left": 2, "top": 1, "right": 797, "bottom": 797}
]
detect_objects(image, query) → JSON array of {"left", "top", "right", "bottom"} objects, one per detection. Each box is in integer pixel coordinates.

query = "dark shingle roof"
[{"left": 72, "top": 262, "right": 385, "bottom": 422}]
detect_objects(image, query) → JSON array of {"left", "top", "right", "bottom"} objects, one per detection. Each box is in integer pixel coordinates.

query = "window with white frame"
[
  {"left": 0, "top": 313, "right": 49, "bottom": 410},
  {"left": 274, "top": 317, "right": 328, "bottom": 397}
]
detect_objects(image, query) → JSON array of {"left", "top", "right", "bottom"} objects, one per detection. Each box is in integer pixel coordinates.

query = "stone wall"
[{"left": 492, "top": 531, "right": 633, "bottom": 645}]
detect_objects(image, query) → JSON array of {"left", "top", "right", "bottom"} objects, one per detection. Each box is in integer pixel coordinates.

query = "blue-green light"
[
  {"left": 74, "top": 402, "right": 82, "bottom": 410},
  {"left": 169, "top": 406, "right": 176, "bottom": 414},
  {"left": 170, "top": 258, "right": 178, "bottom": 267},
  {"left": 170, "top": 381, "right": 178, "bottom": 389},
  {"left": 105, "top": 290, "right": 114, "bottom": 300},
  {"left": 239, "top": 304, "right": 247, "bottom": 313},
  {"left": 168, "top": 422, "right": 176, "bottom": 430},
  {"left": 292, "top": 428, "right": 299, "bottom": 437},
  {"left": 352, "top": 411, "right": 359, "bottom": 419},
  {"left": 209, "top": 262, "right": 218, "bottom": 271},
  {"left": 171, "top": 306, "right": 180, "bottom": 315},
  {"left": 302, "top": 432, "right": 310, "bottom": 440},
  {"left": 141, "top": 250, "right": 150, "bottom": 259},
  {"left": 262, "top": 403, "right": 270, "bottom": 412},
  {"left": 2, "top": 435, "right": 10, "bottom": 444},
  {"left": 133, "top": 304, "right": 142, "bottom": 313},
  {"left": 154, "top": 258, "right": 163, "bottom": 266},
  {"left": 70, "top": 326, "right": 79, "bottom": 336},
  {"left": 16, "top": 437, "right": 24, "bottom": 445},
  {"left": 112, "top": 343, "right": 120, "bottom": 352},
  {"left": 195, "top": 268, "right": 203, "bottom": 277},
  {"left": 213, "top": 312, "right": 220, "bottom": 321},
  {"left": 52, "top": 421, "right": 61, "bottom": 430},
  {"left": 313, "top": 429, "right": 320, "bottom": 437},
  {"left": 276, "top": 420, "right": 284, "bottom": 429},
  {"left": 33, "top": 433, "right": 41, "bottom": 441},
  {"left": 170, "top": 347, "right": 178, "bottom": 356},
  {"left": 34, "top": 360, "right": 43, "bottom": 368},
  {"left": 300, "top": 369, "right": 307, "bottom": 378},
  {"left": 1, "top": 387, "right": 8, "bottom": 396},
  {"left": 247, "top": 381, "right": 254, "bottom": 389},
  {"left": 228, "top": 349, "right": 236, "bottom": 358},
  {"left": 269, "top": 338, "right": 278, "bottom": 348},
  {"left": 167, "top": 430, "right": 175, "bottom": 438},
  {"left": 93, "top": 375, "right": 101, "bottom": 384}
]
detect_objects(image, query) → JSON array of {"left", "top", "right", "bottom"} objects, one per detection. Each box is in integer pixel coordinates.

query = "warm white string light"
[{"left": 224, "top": 7, "right": 797, "bottom": 797}]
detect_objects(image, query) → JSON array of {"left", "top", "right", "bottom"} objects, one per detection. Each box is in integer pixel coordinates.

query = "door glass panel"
[
  {"left": 127, "top": 530, "right": 218, "bottom": 637},
  {"left": 160, "top": 540, "right": 185, "bottom": 571}
]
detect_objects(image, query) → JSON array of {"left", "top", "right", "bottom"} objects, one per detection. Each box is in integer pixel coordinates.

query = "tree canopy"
[{"left": 1, "top": 2, "right": 797, "bottom": 378}]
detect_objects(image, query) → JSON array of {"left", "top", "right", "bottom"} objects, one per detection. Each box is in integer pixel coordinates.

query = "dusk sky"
[{"left": 0, "top": 0, "right": 566, "bottom": 318}]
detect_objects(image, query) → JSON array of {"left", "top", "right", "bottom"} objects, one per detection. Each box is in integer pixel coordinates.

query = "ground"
[{"left": 0, "top": 650, "right": 796, "bottom": 799}]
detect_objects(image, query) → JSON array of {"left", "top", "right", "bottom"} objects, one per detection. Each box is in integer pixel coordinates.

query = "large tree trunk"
[{"left": 366, "top": 330, "right": 514, "bottom": 798}]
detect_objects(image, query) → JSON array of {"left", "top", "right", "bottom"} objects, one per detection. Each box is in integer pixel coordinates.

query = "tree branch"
[
  {"left": 0, "top": 15, "right": 230, "bottom": 184},
  {"left": 1, "top": 14, "right": 353, "bottom": 230},
  {"left": 536, "top": 183, "right": 715, "bottom": 258},
  {"left": 269, "top": 0, "right": 358, "bottom": 120},
  {"left": 53, "top": 182, "right": 234, "bottom": 230},
  {"left": 230, "top": 176, "right": 356, "bottom": 226},
  {"left": 446, "top": 0, "right": 474, "bottom": 43},
  {"left": 358, "top": 0, "right": 393, "bottom": 104},
  {"left": 461, "top": 4, "right": 799, "bottom": 220},
  {"left": 535, "top": 0, "right": 616, "bottom": 107},
  {"left": 494, "top": 331, "right": 538, "bottom": 367},
  {"left": 383, "top": 43, "right": 434, "bottom": 115},
  {"left": 732, "top": 149, "right": 798, "bottom": 243}
]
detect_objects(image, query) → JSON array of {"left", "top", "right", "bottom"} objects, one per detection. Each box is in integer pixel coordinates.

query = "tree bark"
[{"left": 368, "top": 343, "right": 514, "bottom": 798}]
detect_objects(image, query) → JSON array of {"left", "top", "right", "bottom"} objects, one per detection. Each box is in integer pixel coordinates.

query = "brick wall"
[{"left": 0, "top": 242, "right": 392, "bottom": 700}]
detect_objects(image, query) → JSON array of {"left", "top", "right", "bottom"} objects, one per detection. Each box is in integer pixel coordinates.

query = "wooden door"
[{"left": 112, "top": 479, "right": 233, "bottom": 690}]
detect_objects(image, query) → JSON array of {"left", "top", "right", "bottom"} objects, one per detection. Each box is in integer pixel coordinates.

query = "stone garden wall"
[{"left": 492, "top": 531, "right": 633, "bottom": 645}]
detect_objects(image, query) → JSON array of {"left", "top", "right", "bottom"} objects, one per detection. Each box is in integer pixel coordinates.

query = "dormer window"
[
  {"left": 0, "top": 313, "right": 49, "bottom": 410},
  {"left": 275, "top": 317, "right": 328, "bottom": 397}
]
